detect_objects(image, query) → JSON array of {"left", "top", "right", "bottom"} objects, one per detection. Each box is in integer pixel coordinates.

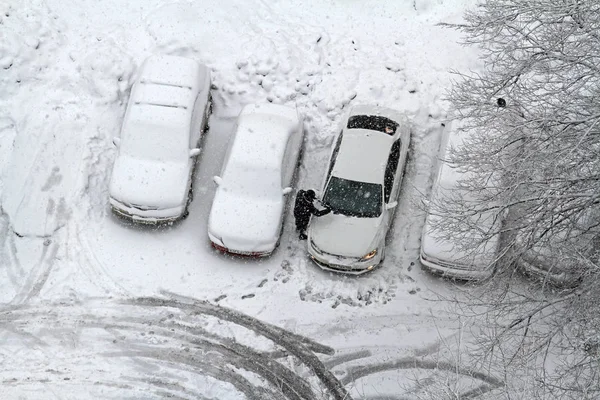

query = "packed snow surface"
[{"left": 0, "top": 0, "right": 506, "bottom": 398}]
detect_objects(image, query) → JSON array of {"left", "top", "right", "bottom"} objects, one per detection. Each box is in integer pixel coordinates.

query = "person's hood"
[
  {"left": 308, "top": 212, "right": 383, "bottom": 258},
  {"left": 109, "top": 156, "right": 190, "bottom": 208},
  {"left": 208, "top": 188, "right": 284, "bottom": 252}
]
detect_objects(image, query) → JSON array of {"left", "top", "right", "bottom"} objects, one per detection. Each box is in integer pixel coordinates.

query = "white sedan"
[
  {"left": 109, "top": 55, "right": 212, "bottom": 223},
  {"left": 208, "top": 103, "right": 303, "bottom": 257},
  {"left": 419, "top": 121, "right": 500, "bottom": 281},
  {"left": 307, "top": 105, "right": 411, "bottom": 274}
]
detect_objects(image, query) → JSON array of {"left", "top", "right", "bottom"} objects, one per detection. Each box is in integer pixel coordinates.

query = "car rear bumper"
[
  {"left": 208, "top": 232, "right": 275, "bottom": 258},
  {"left": 110, "top": 198, "right": 184, "bottom": 224},
  {"left": 210, "top": 241, "right": 273, "bottom": 257},
  {"left": 419, "top": 250, "right": 492, "bottom": 281}
]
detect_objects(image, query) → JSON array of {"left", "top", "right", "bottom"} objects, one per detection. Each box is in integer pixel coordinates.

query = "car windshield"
[
  {"left": 323, "top": 176, "right": 382, "bottom": 218},
  {"left": 347, "top": 115, "right": 398, "bottom": 135}
]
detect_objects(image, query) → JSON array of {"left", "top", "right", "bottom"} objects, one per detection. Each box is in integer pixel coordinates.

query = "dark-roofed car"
[
  {"left": 307, "top": 105, "right": 411, "bottom": 275},
  {"left": 108, "top": 55, "right": 212, "bottom": 223},
  {"left": 208, "top": 103, "right": 304, "bottom": 257}
]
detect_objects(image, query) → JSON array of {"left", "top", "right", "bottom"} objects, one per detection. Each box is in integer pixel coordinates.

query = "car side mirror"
[
  {"left": 190, "top": 148, "right": 201, "bottom": 158},
  {"left": 213, "top": 176, "right": 222, "bottom": 186},
  {"left": 385, "top": 201, "right": 398, "bottom": 210},
  {"left": 282, "top": 187, "right": 293, "bottom": 195},
  {"left": 112, "top": 137, "right": 121, "bottom": 147}
]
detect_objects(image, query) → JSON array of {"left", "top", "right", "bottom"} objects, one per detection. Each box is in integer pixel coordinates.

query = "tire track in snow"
[
  {"left": 0, "top": 211, "right": 21, "bottom": 290},
  {"left": 0, "top": 295, "right": 351, "bottom": 400},
  {"left": 70, "top": 220, "right": 132, "bottom": 297},
  {"left": 9, "top": 240, "right": 59, "bottom": 304},
  {"left": 325, "top": 343, "right": 504, "bottom": 399}
]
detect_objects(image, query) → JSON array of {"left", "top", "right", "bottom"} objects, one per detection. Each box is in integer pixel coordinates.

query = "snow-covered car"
[
  {"left": 109, "top": 55, "right": 212, "bottom": 223},
  {"left": 515, "top": 215, "right": 598, "bottom": 288},
  {"left": 208, "top": 103, "right": 304, "bottom": 257},
  {"left": 419, "top": 122, "right": 500, "bottom": 281},
  {"left": 307, "top": 105, "right": 411, "bottom": 275}
]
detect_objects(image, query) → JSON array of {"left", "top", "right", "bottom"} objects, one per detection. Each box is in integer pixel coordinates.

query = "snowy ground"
[{"left": 0, "top": 0, "right": 507, "bottom": 398}]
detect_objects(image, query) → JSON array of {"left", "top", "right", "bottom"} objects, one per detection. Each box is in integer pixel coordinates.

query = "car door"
[
  {"left": 185, "top": 93, "right": 203, "bottom": 196},
  {"left": 383, "top": 139, "right": 402, "bottom": 230},
  {"left": 282, "top": 134, "right": 296, "bottom": 189}
]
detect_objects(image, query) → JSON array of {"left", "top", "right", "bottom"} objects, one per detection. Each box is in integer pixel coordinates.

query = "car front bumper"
[
  {"left": 307, "top": 240, "right": 382, "bottom": 275},
  {"left": 419, "top": 250, "right": 493, "bottom": 281},
  {"left": 517, "top": 256, "right": 579, "bottom": 288},
  {"left": 110, "top": 198, "right": 185, "bottom": 224}
]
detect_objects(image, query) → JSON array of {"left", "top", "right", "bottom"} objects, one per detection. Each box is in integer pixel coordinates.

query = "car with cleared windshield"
[
  {"left": 208, "top": 103, "right": 303, "bottom": 257},
  {"left": 109, "top": 55, "right": 212, "bottom": 223},
  {"left": 307, "top": 105, "right": 411, "bottom": 274}
]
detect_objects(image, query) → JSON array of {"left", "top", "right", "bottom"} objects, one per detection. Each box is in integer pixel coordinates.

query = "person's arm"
[{"left": 313, "top": 204, "right": 331, "bottom": 217}]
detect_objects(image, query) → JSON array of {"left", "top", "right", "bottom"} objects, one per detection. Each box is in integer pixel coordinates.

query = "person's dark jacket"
[{"left": 293, "top": 190, "right": 330, "bottom": 224}]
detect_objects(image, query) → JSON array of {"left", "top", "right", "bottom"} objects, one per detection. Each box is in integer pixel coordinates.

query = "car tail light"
[{"left": 211, "top": 242, "right": 229, "bottom": 253}]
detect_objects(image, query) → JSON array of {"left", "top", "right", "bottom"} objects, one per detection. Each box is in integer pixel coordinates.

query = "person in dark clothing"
[{"left": 293, "top": 189, "right": 331, "bottom": 240}]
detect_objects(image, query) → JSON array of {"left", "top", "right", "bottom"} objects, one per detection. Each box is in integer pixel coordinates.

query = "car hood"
[
  {"left": 519, "top": 244, "right": 585, "bottom": 285},
  {"left": 208, "top": 189, "right": 284, "bottom": 252},
  {"left": 109, "top": 156, "right": 189, "bottom": 208},
  {"left": 308, "top": 213, "right": 382, "bottom": 257},
  {"left": 420, "top": 214, "right": 498, "bottom": 268}
]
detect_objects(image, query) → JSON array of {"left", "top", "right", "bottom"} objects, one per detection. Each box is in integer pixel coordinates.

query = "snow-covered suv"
[
  {"left": 109, "top": 55, "right": 212, "bottom": 223},
  {"left": 307, "top": 105, "right": 411, "bottom": 275}
]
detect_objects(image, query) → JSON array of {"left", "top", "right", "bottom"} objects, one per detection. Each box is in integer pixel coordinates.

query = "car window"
[
  {"left": 347, "top": 115, "right": 398, "bottom": 135},
  {"left": 190, "top": 93, "right": 202, "bottom": 148},
  {"left": 323, "top": 176, "right": 382, "bottom": 218},
  {"left": 326, "top": 131, "right": 344, "bottom": 180},
  {"left": 282, "top": 135, "right": 295, "bottom": 187},
  {"left": 384, "top": 140, "right": 402, "bottom": 202}
]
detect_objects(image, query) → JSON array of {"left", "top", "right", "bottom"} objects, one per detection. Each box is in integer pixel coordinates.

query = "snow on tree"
[{"left": 432, "top": 0, "right": 600, "bottom": 397}]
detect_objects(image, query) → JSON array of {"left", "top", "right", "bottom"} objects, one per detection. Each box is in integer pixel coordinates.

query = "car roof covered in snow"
[
  {"left": 225, "top": 103, "right": 300, "bottom": 173},
  {"left": 120, "top": 55, "right": 206, "bottom": 153},
  {"left": 331, "top": 130, "right": 392, "bottom": 184},
  {"left": 330, "top": 105, "right": 409, "bottom": 184}
]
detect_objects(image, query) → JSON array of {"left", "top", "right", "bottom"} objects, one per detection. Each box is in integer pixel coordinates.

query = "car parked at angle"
[
  {"left": 109, "top": 55, "right": 212, "bottom": 224},
  {"left": 419, "top": 120, "right": 500, "bottom": 281},
  {"left": 307, "top": 105, "right": 411, "bottom": 275},
  {"left": 208, "top": 103, "right": 304, "bottom": 257}
]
